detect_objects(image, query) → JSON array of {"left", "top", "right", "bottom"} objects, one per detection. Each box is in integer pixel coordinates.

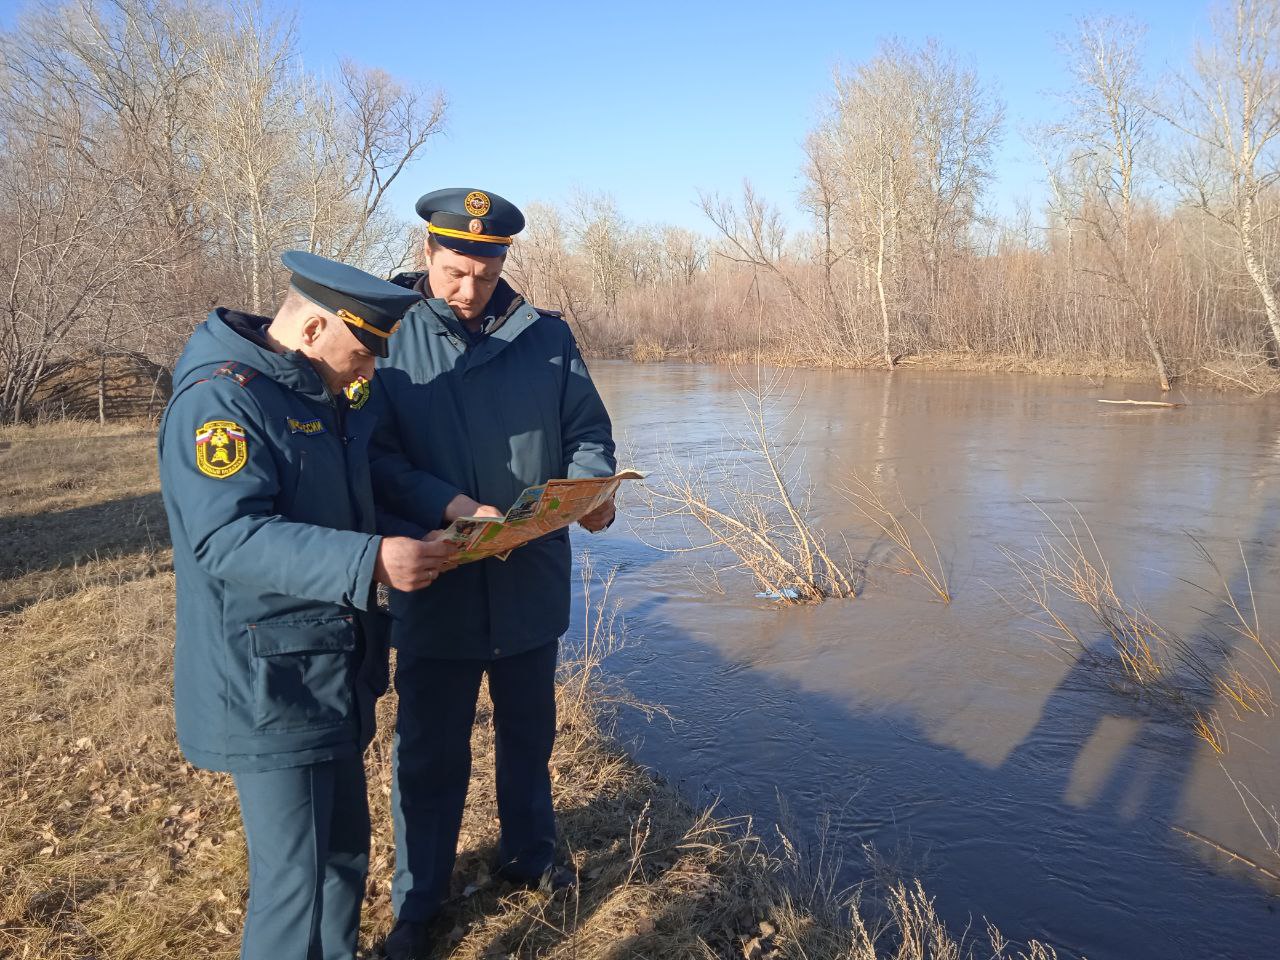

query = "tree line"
[
  {"left": 0, "top": 0, "right": 441, "bottom": 422},
  {"left": 513, "top": 2, "right": 1280, "bottom": 395},
  {"left": 5, "top": 0, "right": 1280, "bottom": 423}
]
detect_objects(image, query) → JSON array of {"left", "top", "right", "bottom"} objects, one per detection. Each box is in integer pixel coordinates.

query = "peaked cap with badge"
[
  {"left": 157, "top": 250, "right": 428, "bottom": 960},
  {"left": 158, "top": 249, "right": 426, "bottom": 775},
  {"left": 417, "top": 187, "right": 525, "bottom": 257},
  {"left": 372, "top": 185, "right": 618, "bottom": 939},
  {"left": 283, "top": 250, "right": 421, "bottom": 358}
]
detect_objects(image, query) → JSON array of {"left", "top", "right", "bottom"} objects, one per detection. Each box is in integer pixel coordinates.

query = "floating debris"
[{"left": 755, "top": 588, "right": 802, "bottom": 601}]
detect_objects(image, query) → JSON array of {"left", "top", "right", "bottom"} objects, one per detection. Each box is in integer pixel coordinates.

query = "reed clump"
[
  {"left": 838, "top": 474, "right": 951, "bottom": 603},
  {"left": 638, "top": 367, "right": 859, "bottom": 603},
  {"left": 1180, "top": 538, "right": 1280, "bottom": 878},
  {"left": 999, "top": 503, "right": 1280, "bottom": 882},
  {"left": 997, "top": 503, "right": 1265, "bottom": 712}
]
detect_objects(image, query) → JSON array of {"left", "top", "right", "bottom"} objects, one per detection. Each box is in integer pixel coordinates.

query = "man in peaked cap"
[
  {"left": 158, "top": 251, "right": 458, "bottom": 960},
  {"left": 369, "top": 189, "right": 618, "bottom": 957}
]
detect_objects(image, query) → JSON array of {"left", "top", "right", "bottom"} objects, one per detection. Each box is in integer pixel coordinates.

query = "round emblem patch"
[
  {"left": 195, "top": 419, "right": 248, "bottom": 478},
  {"left": 344, "top": 376, "right": 371, "bottom": 410},
  {"left": 464, "top": 191, "right": 491, "bottom": 217},
  {"left": 468, "top": 218, "right": 484, "bottom": 234}
]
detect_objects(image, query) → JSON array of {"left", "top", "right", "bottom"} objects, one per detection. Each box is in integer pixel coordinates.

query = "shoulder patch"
[
  {"left": 213, "top": 362, "right": 260, "bottom": 388},
  {"left": 195, "top": 419, "right": 249, "bottom": 478}
]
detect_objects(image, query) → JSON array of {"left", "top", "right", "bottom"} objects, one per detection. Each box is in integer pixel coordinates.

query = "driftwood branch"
[{"left": 1096, "top": 399, "right": 1184, "bottom": 408}]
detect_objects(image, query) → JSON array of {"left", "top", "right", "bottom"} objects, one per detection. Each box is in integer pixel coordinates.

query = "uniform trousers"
[
  {"left": 390, "top": 639, "right": 558, "bottom": 922},
  {"left": 233, "top": 755, "right": 369, "bottom": 960}
]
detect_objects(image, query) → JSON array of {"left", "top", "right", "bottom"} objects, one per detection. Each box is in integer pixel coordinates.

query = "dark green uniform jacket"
[
  {"left": 370, "top": 277, "right": 616, "bottom": 660},
  {"left": 158, "top": 309, "right": 388, "bottom": 773}
]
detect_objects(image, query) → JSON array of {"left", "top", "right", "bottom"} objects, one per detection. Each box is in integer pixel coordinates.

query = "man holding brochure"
[{"left": 369, "top": 187, "right": 618, "bottom": 958}]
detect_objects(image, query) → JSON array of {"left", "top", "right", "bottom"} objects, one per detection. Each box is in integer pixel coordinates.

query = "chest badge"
[
  {"left": 287, "top": 417, "right": 326, "bottom": 435},
  {"left": 195, "top": 419, "right": 248, "bottom": 478},
  {"left": 344, "top": 376, "right": 371, "bottom": 410}
]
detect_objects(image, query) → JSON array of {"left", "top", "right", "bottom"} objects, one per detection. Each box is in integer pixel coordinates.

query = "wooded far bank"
[{"left": 5, "top": 0, "right": 1280, "bottom": 424}]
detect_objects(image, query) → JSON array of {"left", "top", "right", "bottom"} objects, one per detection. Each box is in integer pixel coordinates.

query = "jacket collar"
[
  {"left": 392, "top": 273, "right": 544, "bottom": 364},
  {"left": 178, "top": 308, "right": 332, "bottom": 403}
]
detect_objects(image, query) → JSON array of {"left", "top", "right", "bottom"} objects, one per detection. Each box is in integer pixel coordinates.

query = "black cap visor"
[
  {"left": 347, "top": 322, "right": 391, "bottom": 358},
  {"left": 291, "top": 277, "right": 397, "bottom": 357}
]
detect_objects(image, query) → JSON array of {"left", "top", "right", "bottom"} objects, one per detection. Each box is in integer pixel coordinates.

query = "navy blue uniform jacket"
[
  {"left": 369, "top": 278, "right": 616, "bottom": 661},
  {"left": 158, "top": 310, "right": 388, "bottom": 773}
]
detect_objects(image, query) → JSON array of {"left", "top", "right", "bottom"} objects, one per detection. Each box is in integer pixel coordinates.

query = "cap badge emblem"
[
  {"left": 468, "top": 218, "right": 484, "bottom": 234},
  {"left": 464, "top": 191, "right": 491, "bottom": 217}
]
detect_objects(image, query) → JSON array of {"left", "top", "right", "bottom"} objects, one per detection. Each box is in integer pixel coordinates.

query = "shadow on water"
[
  {"left": 605, "top": 596, "right": 1279, "bottom": 960},
  {"left": 570, "top": 500, "right": 1280, "bottom": 960}
]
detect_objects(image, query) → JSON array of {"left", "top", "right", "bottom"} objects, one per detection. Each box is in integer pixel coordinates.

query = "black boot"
[{"left": 383, "top": 918, "right": 433, "bottom": 960}]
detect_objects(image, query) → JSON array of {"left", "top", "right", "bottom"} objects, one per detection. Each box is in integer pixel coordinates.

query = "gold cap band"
[
  {"left": 336, "top": 308, "right": 400, "bottom": 339},
  {"left": 427, "top": 223, "right": 514, "bottom": 246}
]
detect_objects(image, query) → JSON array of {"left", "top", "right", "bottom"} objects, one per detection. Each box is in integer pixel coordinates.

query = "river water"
[{"left": 575, "top": 363, "right": 1280, "bottom": 960}]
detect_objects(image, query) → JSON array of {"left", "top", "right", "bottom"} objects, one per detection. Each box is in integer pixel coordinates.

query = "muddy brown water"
[{"left": 575, "top": 363, "right": 1280, "bottom": 960}]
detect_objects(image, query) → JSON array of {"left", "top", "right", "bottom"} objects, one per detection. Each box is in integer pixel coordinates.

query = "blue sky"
[{"left": 1, "top": 0, "right": 1215, "bottom": 232}]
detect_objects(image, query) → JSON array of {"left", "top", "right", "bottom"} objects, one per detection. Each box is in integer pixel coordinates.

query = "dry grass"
[
  {"left": 0, "top": 418, "right": 168, "bottom": 613},
  {"left": 2, "top": 421, "right": 1061, "bottom": 959},
  {"left": 837, "top": 476, "right": 951, "bottom": 604}
]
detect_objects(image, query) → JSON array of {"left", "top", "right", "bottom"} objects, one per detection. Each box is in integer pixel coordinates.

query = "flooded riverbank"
[{"left": 580, "top": 363, "right": 1280, "bottom": 960}]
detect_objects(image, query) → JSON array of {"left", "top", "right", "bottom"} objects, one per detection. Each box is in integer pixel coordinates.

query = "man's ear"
[{"left": 300, "top": 313, "right": 326, "bottom": 346}]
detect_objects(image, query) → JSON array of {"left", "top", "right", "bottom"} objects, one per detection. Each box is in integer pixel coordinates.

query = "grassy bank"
[{"left": 0, "top": 422, "right": 1056, "bottom": 959}]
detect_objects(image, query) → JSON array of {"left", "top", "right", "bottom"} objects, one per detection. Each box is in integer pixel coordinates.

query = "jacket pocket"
[{"left": 248, "top": 614, "right": 356, "bottom": 733}]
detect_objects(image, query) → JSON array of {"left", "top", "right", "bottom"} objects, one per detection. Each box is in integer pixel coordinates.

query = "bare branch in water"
[
  {"left": 634, "top": 366, "right": 859, "bottom": 603},
  {"left": 837, "top": 473, "right": 952, "bottom": 603}
]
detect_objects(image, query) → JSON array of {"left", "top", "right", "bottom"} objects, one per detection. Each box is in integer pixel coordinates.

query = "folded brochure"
[{"left": 441, "top": 471, "right": 645, "bottom": 564}]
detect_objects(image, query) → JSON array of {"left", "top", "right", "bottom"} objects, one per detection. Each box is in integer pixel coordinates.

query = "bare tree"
[
  {"left": 303, "top": 60, "right": 446, "bottom": 266},
  {"left": 699, "top": 181, "right": 815, "bottom": 326},
  {"left": 0, "top": 0, "right": 446, "bottom": 420},
  {"left": 804, "top": 42, "right": 1001, "bottom": 366},
  {"left": 658, "top": 226, "right": 708, "bottom": 285},
  {"left": 1164, "top": 0, "right": 1280, "bottom": 359},
  {"left": 0, "top": 121, "right": 173, "bottom": 422},
  {"left": 825, "top": 48, "right": 919, "bottom": 367},
  {"left": 506, "top": 200, "right": 600, "bottom": 350},
  {"left": 1043, "top": 16, "right": 1172, "bottom": 390},
  {"left": 906, "top": 41, "right": 1004, "bottom": 305},
  {"left": 568, "top": 191, "right": 631, "bottom": 313}
]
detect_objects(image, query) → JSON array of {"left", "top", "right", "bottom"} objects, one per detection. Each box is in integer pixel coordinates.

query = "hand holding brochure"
[{"left": 441, "top": 471, "right": 645, "bottom": 564}]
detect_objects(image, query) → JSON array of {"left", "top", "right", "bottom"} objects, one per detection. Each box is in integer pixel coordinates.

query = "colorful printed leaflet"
[{"left": 441, "top": 471, "right": 644, "bottom": 563}]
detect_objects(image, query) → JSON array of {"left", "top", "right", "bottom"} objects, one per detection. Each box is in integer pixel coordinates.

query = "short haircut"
[{"left": 277, "top": 287, "right": 313, "bottom": 318}]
